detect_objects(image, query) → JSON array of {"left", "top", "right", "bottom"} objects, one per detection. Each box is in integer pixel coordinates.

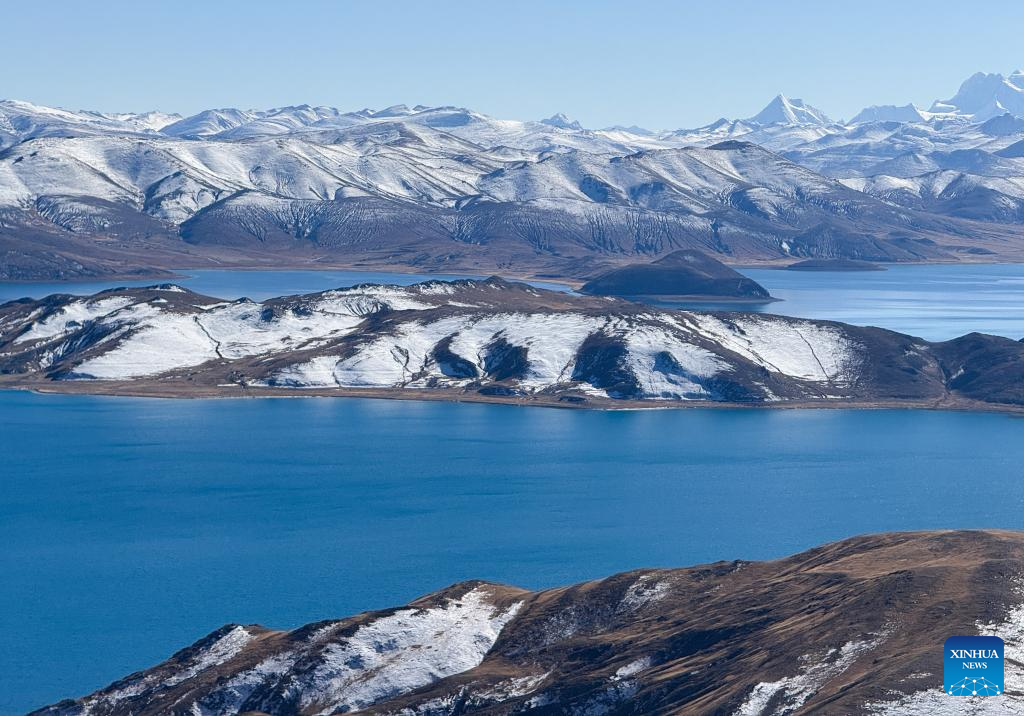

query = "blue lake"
[
  {"left": 649, "top": 263, "right": 1024, "bottom": 341},
  {"left": 3, "top": 392, "right": 1024, "bottom": 713},
  {"left": 3, "top": 262, "right": 1024, "bottom": 713}
]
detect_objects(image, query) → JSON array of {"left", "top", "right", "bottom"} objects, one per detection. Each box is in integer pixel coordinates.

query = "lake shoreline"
[
  {"left": 6, "top": 253, "right": 1024, "bottom": 288},
  {"left": 5, "top": 379, "right": 1023, "bottom": 417}
]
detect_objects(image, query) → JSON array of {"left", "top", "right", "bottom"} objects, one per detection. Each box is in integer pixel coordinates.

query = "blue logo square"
[{"left": 945, "top": 636, "right": 1004, "bottom": 696}]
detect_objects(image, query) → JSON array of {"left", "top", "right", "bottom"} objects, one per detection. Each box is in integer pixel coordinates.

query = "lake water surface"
[
  {"left": 653, "top": 263, "right": 1024, "bottom": 341},
  {"left": 3, "top": 262, "right": 1024, "bottom": 713},
  {"left": 3, "top": 392, "right": 1024, "bottom": 713}
]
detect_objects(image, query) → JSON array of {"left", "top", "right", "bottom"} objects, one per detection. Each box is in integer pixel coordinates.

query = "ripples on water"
[{"left": 3, "top": 393, "right": 1024, "bottom": 712}]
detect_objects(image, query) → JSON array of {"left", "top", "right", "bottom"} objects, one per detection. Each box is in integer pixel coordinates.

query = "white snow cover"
[
  {"left": 749, "top": 95, "right": 832, "bottom": 126},
  {"left": 190, "top": 651, "right": 299, "bottom": 715},
  {"left": 13, "top": 297, "right": 133, "bottom": 343},
  {"left": 163, "top": 626, "right": 253, "bottom": 687},
  {"left": 685, "top": 314, "right": 860, "bottom": 385},
  {"left": 273, "top": 312, "right": 735, "bottom": 397},
  {"left": 10, "top": 285, "right": 443, "bottom": 380},
  {"left": 621, "top": 323, "right": 726, "bottom": 398},
  {"left": 74, "top": 626, "right": 253, "bottom": 714},
  {"left": 295, "top": 587, "right": 522, "bottom": 714},
  {"left": 5, "top": 284, "right": 874, "bottom": 398},
  {"left": 620, "top": 574, "right": 672, "bottom": 611},
  {"left": 735, "top": 635, "right": 887, "bottom": 715},
  {"left": 612, "top": 656, "right": 654, "bottom": 681},
  {"left": 279, "top": 313, "right": 608, "bottom": 391},
  {"left": 72, "top": 305, "right": 221, "bottom": 379},
  {"left": 3, "top": 75, "right": 1024, "bottom": 238},
  {"left": 189, "top": 301, "right": 366, "bottom": 360}
]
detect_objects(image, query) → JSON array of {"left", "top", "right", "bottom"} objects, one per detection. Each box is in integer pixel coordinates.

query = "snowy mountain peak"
[
  {"left": 540, "top": 113, "right": 583, "bottom": 130},
  {"left": 849, "top": 103, "right": 926, "bottom": 125},
  {"left": 749, "top": 95, "right": 832, "bottom": 126},
  {"left": 372, "top": 104, "right": 415, "bottom": 118},
  {"left": 931, "top": 71, "right": 1024, "bottom": 121},
  {"left": 601, "top": 124, "right": 655, "bottom": 136},
  {"left": 161, "top": 108, "right": 257, "bottom": 137}
]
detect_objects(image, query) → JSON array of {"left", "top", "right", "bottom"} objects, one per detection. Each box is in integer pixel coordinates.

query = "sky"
[{"left": 4, "top": 0, "right": 1024, "bottom": 129}]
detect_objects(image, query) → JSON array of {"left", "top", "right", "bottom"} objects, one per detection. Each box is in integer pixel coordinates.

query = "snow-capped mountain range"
[{"left": 3, "top": 69, "right": 1024, "bottom": 280}]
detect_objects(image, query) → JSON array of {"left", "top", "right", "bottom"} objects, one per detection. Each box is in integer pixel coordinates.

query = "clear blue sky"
[{"left": 4, "top": 0, "right": 1023, "bottom": 128}]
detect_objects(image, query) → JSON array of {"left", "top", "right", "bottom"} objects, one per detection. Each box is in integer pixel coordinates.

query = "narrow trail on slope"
[
  {"left": 793, "top": 328, "right": 833, "bottom": 395},
  {"left": 192, "top": 316, "right": 224, "bottom": 360}
]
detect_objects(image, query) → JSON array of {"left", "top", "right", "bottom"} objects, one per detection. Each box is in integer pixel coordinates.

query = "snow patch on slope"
[
  {"left": 685, "top": 314, "right": 860, "bottom": 384},
  {"left": 735, "top": 635, "right": 885, "bottom": 715},
  {"left": 298, "top": 587, "right": 521, "bottom": 713},
  {"left": 13, "top": 297, "right": 134, "bottom": 343}
]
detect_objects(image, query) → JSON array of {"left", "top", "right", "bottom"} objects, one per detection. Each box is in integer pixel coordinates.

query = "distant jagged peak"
[
  {"left": 749, "top": 94, "right": 832, "bottom": 126},
  {"left": 539, "top": 112, "right": 583, "bottom": 130},
  {"left": 930, "top": 70, "right": 1024, "bottom": 121},
  {"left": 849, "top": 103, "right": 926, "bottom": 125},
  {"left": 600, "top": 124, "right": 655, "bottom": 136}
]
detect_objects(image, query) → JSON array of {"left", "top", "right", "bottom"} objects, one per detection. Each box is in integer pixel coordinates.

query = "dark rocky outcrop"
[{"left": 580, "top": 249, "right": 773, "bottom": 300}]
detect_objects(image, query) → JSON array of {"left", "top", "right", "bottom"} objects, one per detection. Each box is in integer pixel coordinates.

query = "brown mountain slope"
[{"left": 34, "top": 530, "right": 1024, "bottom": 715}]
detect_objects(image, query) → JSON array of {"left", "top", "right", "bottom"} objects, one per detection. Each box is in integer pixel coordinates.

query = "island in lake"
[
  {"left": 579, "top": 249, "right": 776, "bottom": 302},
  {"left": 2, "top": 277, "right": 1022, "bottom": 411}
]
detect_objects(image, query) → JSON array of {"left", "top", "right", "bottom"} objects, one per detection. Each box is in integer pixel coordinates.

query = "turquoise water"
[
  {"left": 3, "top": 263, "right": 1023, "bottom": 341},
  {"left": 3, "top": 391, "right": 1024, "bottom": 713}
]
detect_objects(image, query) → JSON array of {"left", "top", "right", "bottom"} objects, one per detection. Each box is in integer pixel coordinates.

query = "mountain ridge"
[
  {"left": 4, "top": 68, "right": 1024, "bottom": 280},
  {"left": 31, "top": 530, "right": 1024, "bottom": 715},
  {"left": 2, "top": 278, "right": 1023, "bottom": 411}
]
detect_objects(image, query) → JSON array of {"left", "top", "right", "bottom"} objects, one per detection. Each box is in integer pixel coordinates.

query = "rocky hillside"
[
  {"left": 32, "top": 530, "right": 1024, "bottom": 715},
  {"left": 1, "top": 278, "right": 1022, "bottom": 409}
]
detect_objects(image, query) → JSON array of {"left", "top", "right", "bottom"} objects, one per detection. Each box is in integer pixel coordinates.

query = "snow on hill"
[{"left": 4, "top": 278, "right": 1024, "bottom": 410}]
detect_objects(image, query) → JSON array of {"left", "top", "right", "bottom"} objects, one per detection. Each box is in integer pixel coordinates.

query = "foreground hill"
[
  {"left": 1, "top": 278, "right": 1022, "bottom": 410},
  {"left": 33, "top": 530, "right": 1024, "bottom": 714}
]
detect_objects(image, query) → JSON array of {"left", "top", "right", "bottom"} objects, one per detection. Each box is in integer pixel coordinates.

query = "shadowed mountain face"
[
  {"left": 32, "top": 530, "right": 1024, "bottom": 715},
  {"left": 2, "top": 278, "right": 1023, "bottom": 409},
  {"left": 580, "top": 249, "right": 773, "bottom": 300}
]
